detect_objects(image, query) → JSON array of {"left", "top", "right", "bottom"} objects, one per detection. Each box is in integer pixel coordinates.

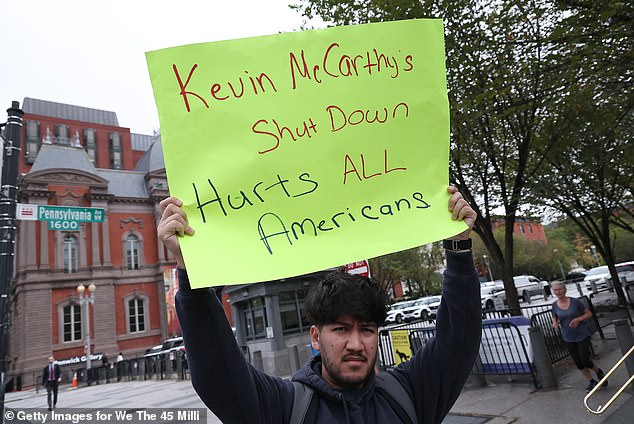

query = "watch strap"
[{"left": 443, "top": 238, "right": 472, "bottom": 251}]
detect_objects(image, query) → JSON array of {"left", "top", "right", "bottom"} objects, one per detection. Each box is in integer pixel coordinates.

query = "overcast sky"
[{"left": 0, "top": 0, "right": 324, "bottom": 135}]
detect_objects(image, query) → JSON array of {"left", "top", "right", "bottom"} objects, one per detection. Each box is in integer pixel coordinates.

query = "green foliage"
[
  {"left": 292, "top": 0, "right": 633, "bottom": 306},
  {"left": 369, "top": 242, "right": 444, "bottom": 299}
]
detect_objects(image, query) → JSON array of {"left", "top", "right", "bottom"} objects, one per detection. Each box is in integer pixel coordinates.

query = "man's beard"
[{"left": 322, "top": 352, "right": 374, "bottom": 389}]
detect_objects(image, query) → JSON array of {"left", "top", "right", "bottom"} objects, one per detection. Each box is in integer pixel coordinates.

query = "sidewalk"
[{"left": 446, "top": 323, "right": 634, "bottom": 423}]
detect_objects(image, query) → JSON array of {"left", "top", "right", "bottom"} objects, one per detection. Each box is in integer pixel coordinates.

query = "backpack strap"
[
  {"left": 291, "top": 374, "right": 415, "bottom": 424},
  {"left": 375, "top": 372, "right": 417, "bottom": 424},
  {"left": 290, "top": 381, "right": 319, "bottom": 424}
]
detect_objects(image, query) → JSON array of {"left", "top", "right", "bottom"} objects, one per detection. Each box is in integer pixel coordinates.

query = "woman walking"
[{"left": 551, "top": 281, "right": 607, "bottom": 392}]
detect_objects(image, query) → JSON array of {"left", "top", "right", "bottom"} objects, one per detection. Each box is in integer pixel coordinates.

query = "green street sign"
[
  {"left": 38, "top": 205, "right": 105, "bottom": 223},
  {"left": 48, "top": 220, "right": 80, "bottom": 231}
]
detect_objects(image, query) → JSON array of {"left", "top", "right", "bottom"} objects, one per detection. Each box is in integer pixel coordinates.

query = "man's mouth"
[{"left": 344, "top": 355, "right": 367, "bottom": 363}]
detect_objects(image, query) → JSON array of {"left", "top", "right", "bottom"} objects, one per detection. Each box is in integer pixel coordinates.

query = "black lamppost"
[
  {"left": 0, "top": 102, "right": 23, "bottom": 419},
  {"left": 483, "top": 255, "right": 493, "bottom": 281},
  {"left": 553, "top": 249, "right": 565, "bottom": 280}
]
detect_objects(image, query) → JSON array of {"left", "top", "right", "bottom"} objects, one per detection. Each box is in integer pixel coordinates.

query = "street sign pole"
[{"left": 0, "top": 101, "right": 23, "bottom": 420}]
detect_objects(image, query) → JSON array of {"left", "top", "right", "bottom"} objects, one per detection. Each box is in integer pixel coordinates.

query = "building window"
[
  {"left": 109, "top": 132, "right": 122, "bottom": 169},
  {"left": 63, "top": 304, "right": 82, "bottom": 342},
  {"left": 529, "top": 225, "right": 534, "bottom": 233},
  {"left": 84, "top": 129, "right": 97, "bottom": 164},
  {"left": 125, "top": 234, "right": 140, "bottom": 270},
  {"left": 56, "top": 124, "right": 70, "bottom": 145},
  {"left": 63, "top": 235, "right": 78, "bottom": 273},
  {"left": 128, "top": 298, "right": 146, "bottom": 333},
  {"left": 279, "top": 289, "right": 310, "bottom": 335},
  {"left": 519, "top": 224, "right": 525, "bottom": 234},
  {"left": 242, "top": 297, "right": 267, "bottom": 341},
  {"left": 25, "top": 121, "right": 40, "bottom": 164}
]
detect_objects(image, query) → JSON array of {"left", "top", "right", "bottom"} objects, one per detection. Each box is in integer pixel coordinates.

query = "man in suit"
[{"left": 42, "top": 356, "right": 61, "bottom": 410}]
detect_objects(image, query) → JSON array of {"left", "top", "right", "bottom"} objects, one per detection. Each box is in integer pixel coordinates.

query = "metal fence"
[
  {"left": 474, "top": 321, "right": 538, "bottom": 388},
  {"left": 378, "top": 292, "right": 626, "bottom": 388},
  {"left": 379, "top": 319, "right": 539, "bottom": 388},
  {"left": 587, "top": 287, "right": 633, "bottom": 329},
  {"left": 5, "top": 354, "right": 189, "bottom": 392}
]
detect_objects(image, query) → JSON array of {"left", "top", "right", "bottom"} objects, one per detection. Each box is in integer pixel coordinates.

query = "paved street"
[{"left": 4, "top": 379, "right": 222, "bottom": 424}]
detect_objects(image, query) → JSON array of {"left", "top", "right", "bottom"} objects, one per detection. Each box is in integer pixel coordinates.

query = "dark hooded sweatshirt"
[{"left": 175, "top": 250, "right": 481, "bottom": 424}]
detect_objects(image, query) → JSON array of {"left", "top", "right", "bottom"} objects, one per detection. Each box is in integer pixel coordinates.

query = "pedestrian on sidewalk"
[
  {"left": 551, "top": 281, "right": 608, "bottom": 392},
  {"left": 158, "top": 186, "right": 482, "bottom": 424},
  {"left": 41, "top": 356, "right": 61, "bottom": 410}
]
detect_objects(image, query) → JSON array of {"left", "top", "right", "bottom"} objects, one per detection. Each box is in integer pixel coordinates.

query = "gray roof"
[
  {"left": 134, "top": 136, "right": 165, "bottom": 173},
  {"left": 29, "top": 144, "right": 149, "bottom": 199},
  {"left": 96, "top": 169, "right": 148, "bottom": 198},
  {"left": 131, "top": 133, "right": 156, "bottom": 151},
  {"left": 30, "top": 144, "right": 96, "bottom": 174},
  {"left": 23, "top": 97, "right": 120, "bottom": 127}
]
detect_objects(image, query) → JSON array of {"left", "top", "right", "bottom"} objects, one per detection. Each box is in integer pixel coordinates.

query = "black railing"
[
  {"left": 530, "top": 310, "right": 569, "bottom": 364},
  {"left": 475, "top": 321, "right": 538, "bottom": 388},
  {"left": 379, "top": 319, "right": 539, "bottom": 388},
  {"left": 4, "top": 354, "right": 189, "bottom": 392},
  {"left": 588, "top": 287, "right": 633, "bottom": 328},
  {"left": 482, "top": 303, "right": 552, "bottom": 321}
]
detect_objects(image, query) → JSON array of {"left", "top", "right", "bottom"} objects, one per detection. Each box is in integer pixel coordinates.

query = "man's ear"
[{"left": 309, "top": 325, "right": 320, "bottom": 351}]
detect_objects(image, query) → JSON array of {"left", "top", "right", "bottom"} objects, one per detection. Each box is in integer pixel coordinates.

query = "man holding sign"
[{"left": 157, "top": 186, "right": 480, "bottom": 424}]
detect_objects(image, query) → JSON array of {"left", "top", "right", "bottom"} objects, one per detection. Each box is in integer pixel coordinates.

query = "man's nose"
[{"left": 346, "top": 330, "right": 364, "bottom": 350}]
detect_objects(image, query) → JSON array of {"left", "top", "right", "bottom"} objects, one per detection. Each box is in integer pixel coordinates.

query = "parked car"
[
  {"left": 564, "top": 271, "right": 587, "bottom": 284},
  {"left": 401, "top": 296, "right": 442, "bottom": 322},
  {"left": 384, "top": 300, "right": 416, "bottom": 325},
  {"left": 616, "top": 261, "right": 634, "bottom": 285},
  {"left": 143, "top": 336, "right": 185, "bottom": 359},
  {"left": 480, "top": 282, "right": 505, "bottom": 310},
  {"left": 144, "top": 344, "right": 163, "bottom": 357},
  {"left": 584, "top": 265, "right": 610, "bottom": 290},
  {"left": 513, "top": 275, "right": 548, "bottom": 302},
  {"left": 584, "top": 262, "right": 634, "bottom": 290},
  {"left": 487, "top": 276, "right": 547, "bottom": 306}
]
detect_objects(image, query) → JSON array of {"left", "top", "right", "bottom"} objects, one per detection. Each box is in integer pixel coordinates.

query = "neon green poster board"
[{"left": 146, "top": 19, "right": 465, "bottom": 288}]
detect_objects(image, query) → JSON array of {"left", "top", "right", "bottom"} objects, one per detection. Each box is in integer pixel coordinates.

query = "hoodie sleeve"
[
  {"left": 175, "top": 269, "right": 294, "bottom": 424},
  {"left": 391, "top": 250, "right": 482, "bottom": 424}
]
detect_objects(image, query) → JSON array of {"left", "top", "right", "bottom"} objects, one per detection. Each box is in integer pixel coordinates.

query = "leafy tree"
[
  {"left": 531, "top": 1, "right": 633, "bottom": 304},
  {"left": 369, "top": 242, "right": 445, "bottom": 299},
  {"left": 293, "top": 0, "right": 563, "bottom": 313}
]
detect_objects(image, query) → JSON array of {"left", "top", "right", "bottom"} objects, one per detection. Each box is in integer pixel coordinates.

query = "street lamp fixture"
[{"left": 77, "top": 283, "right": 96, "bottom": 384}]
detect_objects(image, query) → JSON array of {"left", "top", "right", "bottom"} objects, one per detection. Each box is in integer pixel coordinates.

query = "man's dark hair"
[{"left": 305, "top": 271, "right": 388, "bottom": 327}]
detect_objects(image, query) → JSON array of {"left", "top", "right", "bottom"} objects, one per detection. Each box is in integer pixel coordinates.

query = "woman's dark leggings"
[{"left": 564, "top": 337, "right": 593, "bottom": 370}]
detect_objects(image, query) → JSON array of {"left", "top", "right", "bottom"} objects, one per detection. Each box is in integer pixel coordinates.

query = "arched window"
[
  {"left": 62, "top": 304, "right": 82, "bottom": 342},
  {"left": 126, "top": 234, "right": 140, "bottom": 270},
  {"left": 63, "top": 235, "right": 78, "bottom": 273}
]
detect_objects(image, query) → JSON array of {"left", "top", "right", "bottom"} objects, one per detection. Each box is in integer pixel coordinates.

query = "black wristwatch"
[{"left": 443, "top": 238, "right": 472, "bottom": 251}]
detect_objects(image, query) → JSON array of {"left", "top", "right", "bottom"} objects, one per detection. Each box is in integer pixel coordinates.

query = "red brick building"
[
  {"left": 492, "top": 216, "right": 548, "bottom": 243},
  {"left": 8, "top": 98, "right": 179, "bottom": 386}
]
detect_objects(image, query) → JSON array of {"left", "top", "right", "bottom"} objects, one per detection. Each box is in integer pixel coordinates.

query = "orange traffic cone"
[{"left": 71, "top": 372, "right": 78, "bottom": 388}]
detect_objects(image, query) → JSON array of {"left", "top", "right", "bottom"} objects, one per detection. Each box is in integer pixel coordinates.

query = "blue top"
[
  {"left": 175, "top": 251, "right": 482, "bottom": 424},
  {"left": 552, "top": 297, "right": 591, "bottom": 342}
]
